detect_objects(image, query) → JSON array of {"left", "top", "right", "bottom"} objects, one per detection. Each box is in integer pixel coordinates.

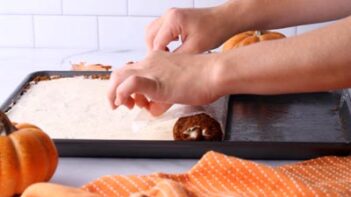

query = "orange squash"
[
  {"left": 22, "top": 183, "right": 100, "bottom": 197},
  {"left": 0, "top": 111, "right": 58, "bottom": 197},
  {"left": 222, "top": 30, "right": 286, "bottom": 51}
]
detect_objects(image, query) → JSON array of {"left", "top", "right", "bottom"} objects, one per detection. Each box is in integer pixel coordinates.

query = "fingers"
[
  {"left": 124, "top": 96, "right": 135, "bottom": 110},
  {"left": 107, "top": 68, "right": 135, "bottom": 109},
  {"left": 145, "top": 18, "right": 162, "bottom": 51},
  {"left": 110, "top": 73, "right": 171, "bottom": 116},
  {"left": 146, "top": 8, "right": 184, "bottom": 51},
  {"left": 134, "top": 93, "right": 149, "bottom": 109},
  {"left": 115, "top": 76, "right": 157, "bottom": 109},
  {"left": 148, "top": 102, "right": 172, "bottom": 117},
  {"left": 107, "top": 69, "right": 121, "bottom": 109},
  {"left": 173, "top": 35, "right": 202, "bottom": 54},
  {"left": 152, "top": 24, "right": 179, "bottom": 51},
  {"left": 108, "top": 74, "right": 149, "bottom": 110}
]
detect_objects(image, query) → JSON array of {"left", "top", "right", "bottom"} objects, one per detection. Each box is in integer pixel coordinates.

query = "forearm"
[
  {"left": 217, "top": 0, "right": 351, "bottom": 34},
  {"left": 213, "top": 16, "right": 351, "bottom": 95}
]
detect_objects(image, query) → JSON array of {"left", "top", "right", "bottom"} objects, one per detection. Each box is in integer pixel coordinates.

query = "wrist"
[
  {"left": 215, "top": 0, "right": 254, "bottom": 35},
  {"left": 215, "top": 0, "right": 272, "bottom": 37},
  {"left": 204, "top": 52, "right": 237, "bottom": 98},
  {"left": 210, "top": 51, "right": 245, "bottom": 97}
]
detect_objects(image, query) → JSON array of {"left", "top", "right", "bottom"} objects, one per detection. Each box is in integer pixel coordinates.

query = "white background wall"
[{"left": 0, "top": 0, "right": 333, "bottom": 51}]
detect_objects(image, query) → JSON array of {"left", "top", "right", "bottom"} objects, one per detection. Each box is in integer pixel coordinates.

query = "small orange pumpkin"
[
  {"left": 222, "top": 30, "right": 286, "bottom": 51},
  {"left": 22, "top": 183, "right": 100, "bottom": 197},
  {"left": 0, "top": 111, "right": 58, "bottom": 197}
]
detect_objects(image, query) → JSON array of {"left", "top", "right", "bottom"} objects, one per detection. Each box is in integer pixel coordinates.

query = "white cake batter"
[{"left": 7, "top": 77, "right": 177, "bottom": 140}]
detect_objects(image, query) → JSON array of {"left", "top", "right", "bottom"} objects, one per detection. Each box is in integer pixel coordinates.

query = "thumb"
[
  {"left": 173, "top": 37, "right": 202, "bottom": 54},
  {"left": 153, "top": 25, "right": 179, "bottom": 51}
]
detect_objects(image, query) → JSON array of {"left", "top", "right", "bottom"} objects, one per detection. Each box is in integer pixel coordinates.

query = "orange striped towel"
[{"left": 23, "top": 151, "right": 351, "bottom": 197}]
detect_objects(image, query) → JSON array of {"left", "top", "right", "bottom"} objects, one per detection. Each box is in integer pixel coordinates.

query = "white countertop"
[{"left": 0, "top": 48, "right": 297, "bottom": 188}]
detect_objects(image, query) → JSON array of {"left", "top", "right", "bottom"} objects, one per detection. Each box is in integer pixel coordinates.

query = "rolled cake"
[
  {"left": 174, "top": 113, "right": 222, "bottom": 141},
  {"left": 6, "top": 76, "right": 226, "bottom": 141}
]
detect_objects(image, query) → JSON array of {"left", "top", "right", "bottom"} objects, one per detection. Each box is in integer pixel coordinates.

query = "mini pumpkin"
[
  {"left": 22, "top": 183, "right": 100, "bottom": 197},
  {"left": 222, "top": 30, "right": 286, "bottom": 51},
  {"left": 0, "top": 111, "right": 58, "bottom": 197}
]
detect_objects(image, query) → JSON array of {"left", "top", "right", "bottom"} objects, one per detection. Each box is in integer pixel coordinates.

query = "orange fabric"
[{"left": 82, "top": 151, "right": 351, "bottom": 197}]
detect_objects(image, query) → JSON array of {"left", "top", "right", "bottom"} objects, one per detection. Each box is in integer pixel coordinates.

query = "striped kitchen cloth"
[{"left": 23, "top": 151, "right": 351, "bottom": 197}]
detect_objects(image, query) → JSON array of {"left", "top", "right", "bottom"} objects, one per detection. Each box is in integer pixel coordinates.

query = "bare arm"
[
  {"left": 221, "top": 0, "right": 351, "bottom": 33},
  {"left": 109, "top": 1, "right": 351, "bottom": 115},
  {"left": 108, "top": 17, "right": 351, "bottom": 115},
  {"left": 215, "top": 15, "right": 351, "bottom": 95},
  {"left": 146, "top": 0, "right": 351, "bottom": 54}
]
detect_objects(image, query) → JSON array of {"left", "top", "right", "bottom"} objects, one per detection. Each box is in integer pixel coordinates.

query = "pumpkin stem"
[{"left": 0, "top": 111, "right": 17, "bottom": 135}]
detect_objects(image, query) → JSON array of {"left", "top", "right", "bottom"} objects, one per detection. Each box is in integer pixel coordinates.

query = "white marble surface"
[{"left": 0, "top": 48, "right": 299, "bottom": 188}]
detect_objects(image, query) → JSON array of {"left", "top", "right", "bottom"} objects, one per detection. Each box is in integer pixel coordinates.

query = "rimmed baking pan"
[{"left": 1, "top": 71, "right": 351, "bottom": 159}]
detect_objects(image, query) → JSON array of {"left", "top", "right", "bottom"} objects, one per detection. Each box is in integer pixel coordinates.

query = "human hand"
[
  {"left": 138, "top": 5, "right": 236, "bottom": 115},
  {"left": 107, "top": 51, "right": 222, "bottom": 116},
  {"left": 145, "top": 6, "right": 235, "bottom": 53}
]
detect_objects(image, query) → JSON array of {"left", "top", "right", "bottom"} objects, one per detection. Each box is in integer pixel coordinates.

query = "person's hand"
[
  {"left": 135, "top": 4, "right": 238, "bottom": 115},
  {"left": 145, "top": 6, "right": 236, "bottom": 53},
  {"left": 107, "top": 51, "right": 222, "bottom": 116}
]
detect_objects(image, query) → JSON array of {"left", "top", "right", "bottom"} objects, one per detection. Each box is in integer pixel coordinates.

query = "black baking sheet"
[{"left": 1, "top": 71, "right": 351, "bottom": 159}]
